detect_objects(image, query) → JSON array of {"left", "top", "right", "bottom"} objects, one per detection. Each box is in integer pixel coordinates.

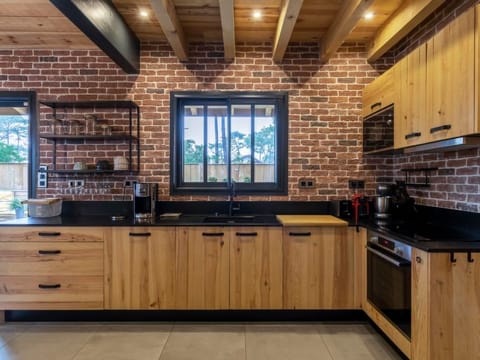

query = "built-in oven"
[
  {"left": 363, "top": 104, "right": 394, "bottom": 154},
  {"left": 367, "top": 229, "right": 411, "bottom": 339}
]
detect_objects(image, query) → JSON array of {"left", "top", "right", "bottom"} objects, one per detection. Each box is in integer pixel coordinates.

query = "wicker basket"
[{"left": 22, "top": 198, "right": 63, "bottom": 218}]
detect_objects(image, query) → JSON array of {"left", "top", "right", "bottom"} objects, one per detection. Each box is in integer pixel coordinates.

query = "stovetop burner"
[{"left": 382, "top": 222, "right": 479, "bottom": 242}]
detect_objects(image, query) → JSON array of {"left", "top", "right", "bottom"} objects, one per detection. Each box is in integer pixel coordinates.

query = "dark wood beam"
[{"left": 50, "top": 0, "right": 140, "bottom": 74}]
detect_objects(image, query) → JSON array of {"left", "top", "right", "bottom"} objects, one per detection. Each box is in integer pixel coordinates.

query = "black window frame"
[{"left": 170, "top": 91, "right": 288, "bottom": 195}]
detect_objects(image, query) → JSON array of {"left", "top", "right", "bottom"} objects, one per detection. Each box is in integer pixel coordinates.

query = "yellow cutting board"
[{"left": 276, "top": 215, "right": 348, "bottom": 227}]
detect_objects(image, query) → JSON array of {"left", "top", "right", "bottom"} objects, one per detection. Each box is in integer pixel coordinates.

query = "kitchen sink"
[{"left": 202, "top": 214, "right": 278, "bottom": 224}]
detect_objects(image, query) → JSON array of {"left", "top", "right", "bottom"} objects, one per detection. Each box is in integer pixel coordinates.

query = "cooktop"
[{"left": 382, "top": 222, "right": 479, "bottom": 242}]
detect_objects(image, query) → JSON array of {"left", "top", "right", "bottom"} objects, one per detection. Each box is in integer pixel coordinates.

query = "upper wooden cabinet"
[
  {"left": 426, "top": 7, "right": 476, "bottom": 141},
  {"left": 104, "top": 227, "right": 178, "bottom": 309},
  {"left": 230, "top": 227, "right": 283, "bottom": 309},
  {"left": 362, "top": 68, "right": 395, "bottom": 118},
  {"left": 283, "top": 225, "right": 355, "bottom": 310}
]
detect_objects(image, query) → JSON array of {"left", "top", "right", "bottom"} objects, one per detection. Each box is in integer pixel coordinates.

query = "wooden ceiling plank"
[
  {"left": 218, "top": 0, "right": 235, "bottom": 60},
  {"left": 367, "top": 0, "right": 446, "bottom": 62},
  {"left": 319, "top": 0, "right": 375, "bottom": 63},
  {"left": 149, "top": 0, "right": 188, "bottom": 61},
  {"left": 272, "top": 0, "right": 304, "bottom": 63}
]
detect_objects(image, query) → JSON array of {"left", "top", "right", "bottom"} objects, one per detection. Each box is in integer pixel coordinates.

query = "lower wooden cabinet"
[
  {"left": 104, "top": 227, "right": 178, "bottom": 309},
  {"left": 230, "top": 227, "right": 283, "bottom": 309},
  {"left": 283, "top": 225, "right": 354, "bottom": 309}
]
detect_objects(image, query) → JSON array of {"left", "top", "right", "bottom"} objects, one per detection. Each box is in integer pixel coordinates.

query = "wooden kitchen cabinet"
[
  {"left": 104, "top": 227, "right": 178, "bottom": 309},
  {"left": 351, "top": 226, "right": 366, "bottom": 309},
  {"left": 362, "top": 67, "right": 395, "bottom": 118},
  {"left": 0, "top": 227, "right": 104, "bottom": 310},
  {"left": 283, "top": 225, "right": 354, "bottom": 309},
  {"left": 230, "top": 227, "right": 283, "bottom": 309},
  {"left": 412, "top": 249, "right": 480, "bottom": 360},
  {"left": 394, "top": 44, "right": 428, "bottom": 149},
  {"left": 176, "top": 227, "right": 229, "bottom": 309}
]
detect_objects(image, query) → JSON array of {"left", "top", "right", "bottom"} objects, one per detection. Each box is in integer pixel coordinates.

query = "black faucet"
[{"left": 228, "top": 180, "right": 240, "bottom": 216}]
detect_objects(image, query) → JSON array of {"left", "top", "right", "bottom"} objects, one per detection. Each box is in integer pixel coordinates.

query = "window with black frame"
[{"left": 170, "top": 92, "right": 288, "bottom": 195}]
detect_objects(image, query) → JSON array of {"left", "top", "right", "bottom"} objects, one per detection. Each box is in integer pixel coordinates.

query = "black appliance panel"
[{"left": 363, "top": 105, "right": 394, "bottom": 154}]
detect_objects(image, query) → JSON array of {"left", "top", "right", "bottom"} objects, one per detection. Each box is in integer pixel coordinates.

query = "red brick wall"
[{"left": 0, "top": 42, "right": 391, "bottom": 202}]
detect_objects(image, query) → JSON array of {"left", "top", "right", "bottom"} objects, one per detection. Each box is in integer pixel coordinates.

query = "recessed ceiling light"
[
  {"left": 139, "top": 9, "right": 149, "bottom": 18},
  {"left": 364, "top": 11, "right": 374, "bottom": 20},
  {"left": 253, "top": 10, "right": 262, "bottom": 19}
]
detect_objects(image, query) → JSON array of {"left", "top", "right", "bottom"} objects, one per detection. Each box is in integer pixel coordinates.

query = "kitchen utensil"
[
  {"left": 96, "top": 160, "right": 112, "bottom": 171},
  {"left": 114, "top": 156, "right": 128, "bottom": 170},
  {"left": 73, "top": 161, "right": 87, "bottom": 170},
  {"left": 22, "top": 198, "right": 62, "bottom": 218},
  {"left": 374, "top": 196, "right": 391, "bottom": 214}
]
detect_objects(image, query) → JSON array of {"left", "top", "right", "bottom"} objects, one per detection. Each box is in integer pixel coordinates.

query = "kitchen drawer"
[
  {"left": 0, "top": 242, "right": 103, "bottom": 276},
  {"left": 0, "top": 275, "right": 103, "bottom": 309},
  {"left": 0, "top": 227, "right": 105, "bottom": 242}
]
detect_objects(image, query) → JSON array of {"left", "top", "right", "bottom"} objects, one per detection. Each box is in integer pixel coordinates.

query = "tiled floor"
[{"left": 0, "top": 322, "right": 403, "bottom": 360}]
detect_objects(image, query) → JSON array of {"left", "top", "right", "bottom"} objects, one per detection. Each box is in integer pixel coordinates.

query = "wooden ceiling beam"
[
  {"left": 272, "top": 0, "right": 304, "bottom": 63},
  {"left": 149, "top": 0, "right": 188, "bottom": 61},
  {"left": 319, "top": 0, "right": 374, "bottom": 63},
  {"left": 219, "top": 0, "right": 235, "bottom": 61},
  {"left": 367, "top": 0, "right": 446, "bottom": 62}
]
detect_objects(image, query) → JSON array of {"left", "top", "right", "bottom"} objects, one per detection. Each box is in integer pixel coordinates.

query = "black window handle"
[
  {"left": 38, "top": 232, "right": 61, "bottom": 237},
  {"left": 430, "top": 124, "right": 451, "bottom": 133},
  {"left": 129, "top": 232, "right": 151, "bottom": 237},
  {"left": 38, "top": 284, "right": 61, "bottom": 289},
  {"left": 289, "top": 232, "right": 311, "bottom": 237},
  {"left": 38, "top": 250, "right": 61, "bottom": 255},
  {"left": 235, "top": 232, "right": 258, "bottom": 237},
  {"left": 370, "top": 102, "right": 382, "bottom": 110},
  {"left": 202, "top": 232, "right": 224, "bottom": 237},
  {"left": 405, "top": 132, "right": 421, "bottom": 140}
]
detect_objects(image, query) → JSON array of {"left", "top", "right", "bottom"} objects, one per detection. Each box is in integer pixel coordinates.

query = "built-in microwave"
[{"left": 363, "top": 104, "right": 394, "bottom": 155}]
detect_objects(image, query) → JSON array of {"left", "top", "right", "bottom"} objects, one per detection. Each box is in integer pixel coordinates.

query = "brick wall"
[{"left": 0, "top": 42, "right": 391, "bottom": 202}]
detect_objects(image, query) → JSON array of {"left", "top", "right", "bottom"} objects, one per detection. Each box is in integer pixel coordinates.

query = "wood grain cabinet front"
[
  {"left": 283, "top": 226, "right": 354, "bottom": 309},
  {"left": 362, "top": 68, "right": 395, "bottom": 118}
]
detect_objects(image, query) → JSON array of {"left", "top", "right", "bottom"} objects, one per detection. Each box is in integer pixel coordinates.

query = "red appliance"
[{"left": 352, "top": 193, "right": 370, "bottom": 224}]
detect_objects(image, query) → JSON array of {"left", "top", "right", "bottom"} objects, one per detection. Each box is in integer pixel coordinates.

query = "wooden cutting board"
[{"left": 276, "top": 215, "right": 348, "bottom": 227}]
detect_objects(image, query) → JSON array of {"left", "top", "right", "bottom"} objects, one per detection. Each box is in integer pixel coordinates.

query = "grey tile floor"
[{"left": 0, "top": 322, "right": 403, "bottom": 360}]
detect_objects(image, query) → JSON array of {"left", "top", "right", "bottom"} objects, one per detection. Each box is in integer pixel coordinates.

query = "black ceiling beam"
[{"left": 50, "top": 0, "right": 140, "bottom": 74}]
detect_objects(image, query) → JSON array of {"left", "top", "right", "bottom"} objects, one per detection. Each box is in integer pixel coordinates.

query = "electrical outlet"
[
  {"left": 68, "top": 180, "right": 76, "bottom": 188},
  {"left": 38, "top": 165, "right": 47, "bottom": 188},
  {"left": 348, "top": 179, "right": 365, "bottom": 189},
  {"left": 123, "top": 180, "right": 132, "bottom": 187},
  {"left": 76, "top": 180, "right": 84, "bottom": 187},
  {"left": 298, "top": 178, "right": 315, "bottom": 189}
]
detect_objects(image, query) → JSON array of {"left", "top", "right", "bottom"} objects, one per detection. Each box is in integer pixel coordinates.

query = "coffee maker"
[{"left": 133, "top": 183, "right": 158, "bottom": 221}]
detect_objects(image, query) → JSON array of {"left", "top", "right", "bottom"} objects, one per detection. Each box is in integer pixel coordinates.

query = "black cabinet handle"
[
  {"left": 235, "top": 232, "right": 258, "bottom": 237},
  {"left": 468, "top": 252, "right": 475, "bottom": 263},
  {"left": 370, "top": 102, "right": 382, "bottom": 110},
  {"left": 202, "top": 232, "right": 224, "bottom": 237},
  {"left": 38, "top": 232, "right": 61, "bottom": 237},
  {"left": 405, "top": 132, "right": 421, "bottom": 140},
  {"left": 289, "top": 232, "right": 311, "bottom": 237},
  {"left": 38, "top": 284, "right": 61, "bottom": 289},
  {"left": 128, "top": 232, "right": 151, "bottom": 237},
  {"left": 450, "top": 252, "right": 457, "bottom": 263},
  {"left": 38, "top": 250, "right": 61, "bottom": 255},
  {"left": 430, "top": 124, "right": 451, "bottom": 133}
]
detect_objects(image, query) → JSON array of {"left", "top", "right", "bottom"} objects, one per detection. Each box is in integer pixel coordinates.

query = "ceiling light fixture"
[
  {"left": 364, "top": 11, "right": 374, "bottom": 20},
  {"left": 139, "top": 9, "right": 149, "bottom": 18},
  {"left": 253, "top": 10, "right": 262, "bottom": 19}
]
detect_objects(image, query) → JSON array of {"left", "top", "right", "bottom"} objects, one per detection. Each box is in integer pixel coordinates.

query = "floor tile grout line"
[
  {"left": 315, "top": 323, "right": 341, "bottom": 360},
  {"left": 156, "top": 321, "right": 175, "bottom": 360},
  {"left": 67, "top": 324, "right": 101, "bottom": 360},
  {"left": 0, "top": 323, "right": 34, "bottom": 351}
]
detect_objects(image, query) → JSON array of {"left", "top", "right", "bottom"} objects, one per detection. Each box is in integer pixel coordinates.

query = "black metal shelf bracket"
[{"left": 400, "top": 167, "right": 438, "bottom": 188}]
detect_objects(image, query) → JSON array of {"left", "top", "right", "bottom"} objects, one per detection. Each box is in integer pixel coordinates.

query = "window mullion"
[
  {"left": 227, "top": 100, "right": 232, "bottom": 185},
  {"left": 250, "top": 103, "right": 255, "bottom": 184},
  {"left": 203, "top": 104, "right": 208, "bottom": 184}
]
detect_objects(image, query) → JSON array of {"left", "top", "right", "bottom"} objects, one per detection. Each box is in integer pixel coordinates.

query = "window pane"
[
  {"left": 207, "top": 105, "right": 228, "bottom": 183},
  {"left": 0, "top": 103, "right": 29, "bottom": 220},
  {"left": 231, "top": 104, "right": 251, "bottom": 183},
  {"left": 183, "top": 105, "right": 204, "bottom": 182},
  {"left": 254, "top": 104, "right": 276, "bottom": 183}
]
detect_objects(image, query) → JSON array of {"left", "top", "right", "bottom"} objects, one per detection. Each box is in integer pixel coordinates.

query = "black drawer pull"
[
  {"left": 38, "top": 284, "right": 61, "bottom": 289},
  {"left": 289, "top": 232, "right": 311, "bottom": 237},
  {"left": 235, "top": 232, "right": 258, "bottom": 237},
  {"left": 202, "top": 232, "right": 224, "bottom": 237},
  {"left": 38, "top": 250, "right": 61, "bottom": 255},
  {"left": 38, "top": 232, "right": 61, "bottom": 237},
  {"left": 370, "top": 102, "right": 382, "bottom": 110},
  {"left": 129, "top": 232, "right": 151, "bottom": 237},
  {"left": 430, "top": 124, "right": 451, "bottom": 133},
  {"left": 405, "top": 132, "right": 421, "bottom": 139}
]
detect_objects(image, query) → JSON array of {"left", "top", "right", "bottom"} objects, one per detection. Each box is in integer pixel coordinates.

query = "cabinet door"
[
  {"left": 230, "top": 227, "right": 282, "bottom": 309},
  {"left": 351, "top": 226, "right": 366, "bottom": 309},
  {"left": 362, "top": 68, "right": 395, "bottom": 118},
  {"left": 283, "top": 226, "right": 354, "bottom": 309},
  {"left": 105, "top": 227, "right": 178, "bottom": 309},
  {"left": 394, "top": 44, "right": 428, "bottom": 148},
  {"left": 176, "top": 227, "right": 229, "bottom": 309},
  {"left": 426, "top": 8, "right": 475, "bottom": 141}
]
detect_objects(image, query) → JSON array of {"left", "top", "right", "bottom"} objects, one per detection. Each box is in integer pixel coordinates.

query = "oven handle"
[{"left": 367, "top": 246, "right": 410, "bottom": 267}]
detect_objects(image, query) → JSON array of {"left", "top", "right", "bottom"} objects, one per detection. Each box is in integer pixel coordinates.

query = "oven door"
[
  {"left": 367, "top": 243, "right": 411, "bottom": 338},
  {"left": 363, "top": 104, "right": 394, "bottom": 154}
]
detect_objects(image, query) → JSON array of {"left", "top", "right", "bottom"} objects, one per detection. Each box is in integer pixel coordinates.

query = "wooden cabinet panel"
[
  {"left": 176, "top": 227, "right": 229, "bottom": 310},
  {"left": 105, "top": 227, "right": 178, "bottom": 309},
  {"left": 0, "top": 227, "right": 105, "bottom": 242},
  {"left": 229, "top": 227, "right": 282, "bottom": 309},
  {"left": 283, "top": 226, "right": 354, "bottom": 309},
  {"left": 0, "top": 242, "right": 103, "bottom": 276},
  {"left": 351, "top": 226, "right": 366, "bottom": 309},
  {"left": 362, "top": 68, "right": 395, "bottom": 118},
  {"left": 426, "top": 8, "right": 475, "bottom": 141},
  {"left": 394, "top": 44, "right": 428, "bottom": 148}
]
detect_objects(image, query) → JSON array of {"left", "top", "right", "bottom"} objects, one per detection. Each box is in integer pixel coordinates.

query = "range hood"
[{"left": 403, "top": 136, "right": 480, "bottom": 154}]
